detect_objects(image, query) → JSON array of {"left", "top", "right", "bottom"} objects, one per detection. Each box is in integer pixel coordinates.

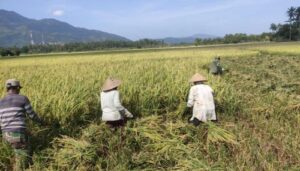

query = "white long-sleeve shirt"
[
  {"left": 101, "top": 90, "right": 132, "bottom": 121},
  {"left": 187, "top": 84, "right": 216, "bottom": 122}
]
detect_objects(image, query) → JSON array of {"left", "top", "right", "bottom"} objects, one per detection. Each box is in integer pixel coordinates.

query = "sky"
[{"left": 1, "top": 0, "right": 300, "bottom": 40}]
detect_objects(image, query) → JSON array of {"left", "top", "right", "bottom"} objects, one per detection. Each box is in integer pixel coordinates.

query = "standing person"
[
  {"left": 100, "top": 77, "right": 133, "bottom": 129},
  {"left": 209, "top": 57, "right": 223, "bottom": 75},
  {"left": 0, "top": 79, "right": 43, "bottom": 170},
  {"left": 185, "top": 73, "right": 217, "bottom": 126}
]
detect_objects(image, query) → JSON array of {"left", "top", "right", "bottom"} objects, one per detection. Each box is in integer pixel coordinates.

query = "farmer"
[
  {"left": 184, "top": 73, "right": 217, "bottom": 126},
  {"left": 209, "top": 57, "right": 223, "bottom": 75},
  {"left": 100, "top": 77, "right": 133, "bottom": 129},
  {"left": 0, "top": 79, "right": 43, "bottom": 170}
]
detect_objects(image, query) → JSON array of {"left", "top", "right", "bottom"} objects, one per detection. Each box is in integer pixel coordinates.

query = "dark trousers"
[
  {"left": 188, "top": 118, "right": 202, "bottom": 126},
  {"left": 188, "top": 118, "right": 218, "bottom": 126},
  {"left": 106, "top": 119, "right": 126, "bottom": 128}
]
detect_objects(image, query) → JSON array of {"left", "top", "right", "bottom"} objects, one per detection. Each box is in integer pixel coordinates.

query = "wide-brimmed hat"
[
  {"left": 189, "top": 73, "right": 207, "bottom": 83},
  {"left": 102, "top": 77, "right": 122, "bottom": 91},
  {"left": 5, "top": 79, "right": 22, "bottom": 88}
]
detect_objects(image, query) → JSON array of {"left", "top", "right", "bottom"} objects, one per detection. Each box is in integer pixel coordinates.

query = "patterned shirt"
[{"left": 0, "top": 93, "right": 40, "bottom": 132}]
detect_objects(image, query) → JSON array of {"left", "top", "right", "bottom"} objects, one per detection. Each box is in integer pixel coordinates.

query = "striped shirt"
[{"left": 0, "top": 93, "right": 40, "bottom": 132}]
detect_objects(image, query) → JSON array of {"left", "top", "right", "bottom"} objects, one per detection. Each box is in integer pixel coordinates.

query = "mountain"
[
  {"left": 0, "top": 9, "right": 130, "bottom": 47},
  {"left": 161, "top": 34, "right": 219, "bottom": 44}
]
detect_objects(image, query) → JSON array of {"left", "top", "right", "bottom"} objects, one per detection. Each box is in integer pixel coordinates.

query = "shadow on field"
[{"left": 30, "top": 100, "right": 103, "bottom": 154}]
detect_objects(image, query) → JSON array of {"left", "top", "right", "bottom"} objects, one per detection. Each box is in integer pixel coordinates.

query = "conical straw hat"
[
  {"left": 102, "top": 77, "right": 122, "bottom": 91},
  {"left": 189, "top": 73, "right": 207, "bottom": 83}
]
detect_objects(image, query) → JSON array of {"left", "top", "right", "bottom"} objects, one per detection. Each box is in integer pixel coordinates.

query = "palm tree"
[
  {"left": 287, "top": 7, "right": 296, "bottom": 21},
  {"left": 296, "top": 7, "right": 300, "bottom": 24},
  {"left": 287, "top": 7, "right": 296, "bottom": 40},
  {"left": 296, "top": 7, "right": 300, "bottom": 40}
]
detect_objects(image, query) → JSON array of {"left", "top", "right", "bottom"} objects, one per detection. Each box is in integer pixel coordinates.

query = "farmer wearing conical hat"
[
  {"left": 0, "top": 79, "right": 44, "bottom": 170},
  {"left": 100, "top": 77, "right": 133, "bottom": 128},
  {"left": 185, "top": 73, "right": 217, "bottom": 126}
]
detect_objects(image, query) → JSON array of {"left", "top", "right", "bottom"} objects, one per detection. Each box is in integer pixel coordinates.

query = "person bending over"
[
  {"left": 100, "top": 77, "right": 133, "bottom": 129},
  {"left": 0, "top": 79, "right": 44, "bottom": 170},
  {"left": 185, "top": 73, "right": 217, "bottom": 126}
]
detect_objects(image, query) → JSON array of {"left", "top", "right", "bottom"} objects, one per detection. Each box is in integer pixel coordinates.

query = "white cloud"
[{"left": 52, "top": 10, "right": 64, "bottom": 16}]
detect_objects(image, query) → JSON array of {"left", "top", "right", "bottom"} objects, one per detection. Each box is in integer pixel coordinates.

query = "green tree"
[
  {"left": 296, "top": 7, "right": 300, "bottom": 39},
  {"left": 270, "top": 6, "right": 300, "bottom": 41},
  {"left": 287, "top": 7, "right": 296, "bottom": 22},
  {"left": 21, "top": 46, "right": 29, "bottom": 54},
  {"left": 270, "top": 23, "right": 277, "bottom": 32},
  {"left": 287, "top": 7, "right": 296, "bottom": 40},
  {"left": 194, "top": 38, "right": 203, "bottom": 46},
  {"left": 270, "top": 23, "right": 278, "bottom": 40},
  {"left": 0, "top": 49, "right": 6, "bottom": 57}
]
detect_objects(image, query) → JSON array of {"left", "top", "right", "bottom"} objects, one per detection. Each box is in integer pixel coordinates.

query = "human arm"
[
  {"left": 187, "top": 87, "right": 194, "bottom": 107},
  {"left": 114, "top": 92, "right": 133, "bottom": 118},
  {"left": 113, "top": 91, "right": 127, "bottom": 118},
  {"left": 209, "top": 86, "right": 215, "bottom": 96},
  {"left": 24, "top": 97, "right": 44, "bottom": 125},
  {"left": 183, "top": 88, "right": 194, "bottom": 116},
  {"left": 124, "top": 109, "right": 133, "bottom": 118},
  {"left": 113, "top": 91, "right": 125, "bottom": 111}
]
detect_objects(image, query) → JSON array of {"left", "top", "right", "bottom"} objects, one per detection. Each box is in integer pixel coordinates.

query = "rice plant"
[{"left": 0, "top": 42, "right": 299, "bottom": 170}]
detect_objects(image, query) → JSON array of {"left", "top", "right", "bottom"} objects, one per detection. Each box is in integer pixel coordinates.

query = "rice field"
[{"left": 0, "top": 42, "right": 299, "bottom": 170}]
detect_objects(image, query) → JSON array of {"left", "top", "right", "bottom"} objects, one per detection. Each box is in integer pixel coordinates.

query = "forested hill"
[{"left": 0, "top": 9, "right": 130, "bottom": 47}]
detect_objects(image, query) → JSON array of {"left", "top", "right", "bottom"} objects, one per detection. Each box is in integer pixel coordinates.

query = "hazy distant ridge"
[{"left": 160, "top": 34, "right": 218, "bottom": 44}]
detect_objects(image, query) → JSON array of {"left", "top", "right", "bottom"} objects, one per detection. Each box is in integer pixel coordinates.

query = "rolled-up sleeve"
[
  {"left": 113, "top": 91, "right": 125, "bottom": 111},
  {"left": 187, "top": 88, "right": 194, "bottom": 107}
]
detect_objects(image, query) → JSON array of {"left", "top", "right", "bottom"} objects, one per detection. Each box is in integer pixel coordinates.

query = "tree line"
[
  {"left": 0, "top": 47, "right": 21, "bottom": 57},
  {"left": 0, "top": 39, "right": 165, "bottom": 57},
  {"left": 194, "top": 33, "right": 272, "bottom": 45},
  {"left": 195, "top": 6, "right": 300, "bottom": 45}
]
